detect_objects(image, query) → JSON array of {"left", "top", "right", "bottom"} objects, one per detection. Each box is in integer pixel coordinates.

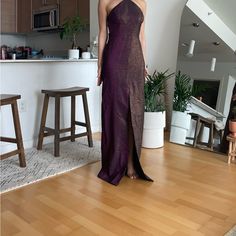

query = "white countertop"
[{"left": 0, "top": 58, "right": 98, "bottom": 63}]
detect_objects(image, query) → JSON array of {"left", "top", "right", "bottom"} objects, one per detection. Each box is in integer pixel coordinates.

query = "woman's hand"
[
  {"left": 144, "top": 66, "right": 149, "bottom": 81},
  {"left": 145, "top": 68, "right": 148, "bottom": 78},
  {"left": 97, "top": 67, "right": 102, "bottom": 86}
]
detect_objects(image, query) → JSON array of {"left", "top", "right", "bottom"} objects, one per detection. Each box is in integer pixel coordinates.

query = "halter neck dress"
[{"left": 98, "top": 0, "right": 153, "bottom": 185}]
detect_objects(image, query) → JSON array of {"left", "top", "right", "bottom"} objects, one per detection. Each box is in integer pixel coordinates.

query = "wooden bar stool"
[
  {"left": 186, "top": 113, "right": 214, "bottom": 151},
  {"left": 37, "top": 87, "right": 93, "bottom": 157},
  {"left": 0, "top": 94, "right": 26, "bottom": 167},
  {"left": 226, "top": 135, "right": 236, "bottom": 164}
]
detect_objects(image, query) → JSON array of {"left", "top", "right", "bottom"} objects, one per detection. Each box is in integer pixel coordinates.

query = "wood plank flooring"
[{"left": 1, "top": 133, "right": 236, "bottom": 236}]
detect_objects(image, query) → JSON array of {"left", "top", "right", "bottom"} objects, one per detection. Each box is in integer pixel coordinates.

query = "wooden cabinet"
[
  {"left": 32, "top": 0, "right": 58, "bottom": 11},
  {"left": 0, "top": 0, "right": 89, "bottom": 33},
  {"left": 59, "top": 0, "right": 78, "bottom": 24},
  {"left": 45, "top": 0, "right": 58, "bottom": 5},
  {"left": 0, "top": 0, "right": 16, "bottom": 33},
  {"left": 17, "top": 0, "right": 32, "bottom": 33},
  {"left": 77, "top": 0, "right": 89, "bottom": 22},
  {"left": 59, "top": 0, "right": 89, "bottom": 24},
  {"left": 0, "top": 0, "right": 31, "bottom": 33}
]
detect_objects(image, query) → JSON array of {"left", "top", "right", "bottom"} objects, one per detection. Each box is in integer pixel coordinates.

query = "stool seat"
[
  {"left": 0, "top": 94, "right": 26, "bottom": 167},
  {"left": 226, "top": 135, "right": 236, "bottom": 164},
  {"left": 42, "top": 87, "right": 89, "bottom": 97},
  {"left": 0, "top": 94, "right": 21, "bottom": 105},
  {"left": 37, "top": 87, "right": 93, "bottom": 157},
  {"left": 189, "top": 113, "right": 215, "bottom": 125}
]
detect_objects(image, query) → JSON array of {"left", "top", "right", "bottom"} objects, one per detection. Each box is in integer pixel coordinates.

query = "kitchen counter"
[
  {"left": 0, "top": 59, "right": 98, "bottom": 63},
  {"left": 1, "top": 59, "right": 101, "bottom": 153}
]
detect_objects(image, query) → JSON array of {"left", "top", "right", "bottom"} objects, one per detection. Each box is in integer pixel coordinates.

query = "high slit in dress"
[{"left": 97, "top": 0, "right": 153, "bottom": 185}]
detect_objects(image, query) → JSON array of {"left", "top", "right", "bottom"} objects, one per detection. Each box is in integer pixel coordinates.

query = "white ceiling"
[
  {"left": 203, "top": 0, "right": 236, "bottom": 34},
  {"left": 178, "top": 6, "right": 236, "bottom": 63}
]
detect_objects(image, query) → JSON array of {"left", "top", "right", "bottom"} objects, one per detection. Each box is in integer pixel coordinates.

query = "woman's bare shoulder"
[
  {"left": 138, "top": 0, "right": 146, "bottom": 10},
  {"left": 99, "top": 0, "right": 111, "bottom": 7},
  {"left": 139, "top": 0, "right": 146, "bottom": 6}
]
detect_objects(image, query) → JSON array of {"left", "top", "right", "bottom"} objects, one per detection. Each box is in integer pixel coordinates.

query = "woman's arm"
[
  {"left": 97, "top": 0, "right": 108, "bottom": 86},
  {"left": 139, "top": 0, "right": 147, "bottom": 69}
]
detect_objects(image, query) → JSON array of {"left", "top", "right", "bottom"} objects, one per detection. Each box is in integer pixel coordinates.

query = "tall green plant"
[
  {"left": 60, "top": 15, "right": 87, "bottom": 49},
  {"left": 144, "top": 70, "right": 174, "bottom": 112},
  {"left": 173, "top": 71, "right": 192, "bottom": 112}
]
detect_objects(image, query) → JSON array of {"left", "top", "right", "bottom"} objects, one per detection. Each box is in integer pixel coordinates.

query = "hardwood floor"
[{"left": 1, "top": 133, "right": 236, "bottom": 236}]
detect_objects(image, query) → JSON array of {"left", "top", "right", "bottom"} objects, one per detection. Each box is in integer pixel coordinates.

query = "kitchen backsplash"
[
  {"left": 1, "top": 34, "right": 27, "bottom": 48},
  {"left": 1, "top": 30, "right": 89, "bottom": 58}
]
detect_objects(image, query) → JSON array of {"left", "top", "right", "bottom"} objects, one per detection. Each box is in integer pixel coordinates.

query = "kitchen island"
[{"left": 0, "top": 59, "right": 101, "bottom": 153}]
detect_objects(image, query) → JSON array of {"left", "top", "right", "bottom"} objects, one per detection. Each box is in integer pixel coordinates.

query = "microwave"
[{"left": 33, "top": 6, "right": 60, "bottom": 31}]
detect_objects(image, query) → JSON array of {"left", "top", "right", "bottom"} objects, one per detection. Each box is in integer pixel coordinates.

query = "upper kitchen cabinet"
[
  {"left": 59, "top": 0, "right": 78, "bottom": 24},
  {"left": 32, "top": 0, "right": 59, "bottom": 11},
  {"left": 77, "top": 0, "right": 89, "bottom": 22},
  {"left": 0, "top": 0, "right": 16, "bottom": 33},
  {"left": 1, "top": 0, "right": 32, "bottom": 33},
  {"left": 59, "top": 0, "right": 89, "bottom": 24},
  {"left": 17, "top": 0, "right": 32, "bottom": 33}
]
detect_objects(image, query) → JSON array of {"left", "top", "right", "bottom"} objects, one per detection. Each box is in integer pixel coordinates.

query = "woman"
[{"left": 97, "top": 0, "right": 153, "bottom": 185}]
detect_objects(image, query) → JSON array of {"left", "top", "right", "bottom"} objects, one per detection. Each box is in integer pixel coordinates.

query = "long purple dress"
[{"left": 98, "top": 0, "right": 153, "bottom": 185}]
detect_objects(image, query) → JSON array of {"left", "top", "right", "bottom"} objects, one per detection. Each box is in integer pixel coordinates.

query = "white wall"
[
  {"left": 145, "top": 0, "right": 187, "bottom": 127},
  {"left": 177, "top": 60, "right": 236, "bottom": 121},
  {"left": 90, "top": 0, "right": 188, "bottom": 128},
  {"left": 90, "top": 0, "right": 99, "bottom": 43},
  {"left": 0, "top": 34, "right": 26, "bottom": 47}
]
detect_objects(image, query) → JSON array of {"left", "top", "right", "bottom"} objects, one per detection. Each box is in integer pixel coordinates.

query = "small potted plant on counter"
[
  {"left": 170, "top": 71, "right": 192, "bottom": 145},
  {"left": 229, "top": 106, "right": 236, "bottom": 137},
  {"left": 142, "top": 70, "right": 174, "bottom": 148},
  {"left": 60, "top": 15, "right": 87, "bottom": 59}
]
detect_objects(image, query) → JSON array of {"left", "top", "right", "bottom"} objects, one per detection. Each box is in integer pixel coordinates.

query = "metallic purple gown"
[{"left": 98, "top": 0, "right": 153, "bottom": 185}]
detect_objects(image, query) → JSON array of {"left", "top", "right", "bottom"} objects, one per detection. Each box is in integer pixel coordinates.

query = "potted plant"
[
  {"left": 229, "top": 106, "right": 236, "bottom": 137},
  {"left": 60, "top": 15, "right": 87, "bottom": 59},
  {"left": 170, "top": 71, "right": 192, "bottom": 145},
  {"left": 142, "top": 70, "right": 174, "bottom": 148}
]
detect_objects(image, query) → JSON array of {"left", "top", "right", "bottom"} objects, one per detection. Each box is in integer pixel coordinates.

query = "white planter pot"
[
  {"left": 142, "top": 111, "right": 166, "bottom": 148},
  {"left": 68, "top": 49, "right": 80, "bottom": 59},
  {"left": 170, "top": 111, "right": 191, "bottom": 145}
]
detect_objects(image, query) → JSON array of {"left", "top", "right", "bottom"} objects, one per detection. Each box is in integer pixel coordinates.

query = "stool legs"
[
  {"left": 54, "top": 95, "right": 60, "bottom": 157},
  {"left": 228, "top": 141, "right": 233, "bottom": 164},
  {"left": 228, "top": 141, "right": 236, "bottom": 164},
  {"left": 82, "top": 93, "right": 93, "bottom": 147},
  {"left": 209, "top": 123, "right": 214, "bottom": 151},
  {"left": 37, "top": 90, "right": 93, "bottom": 157},
  {"left": 12, "top": 101, "right": 26, "bottom": 167},
  {"left": 193, "top": 118, "right": 200, "bottom": 147},
  {"left": 71, "top": 96, "right": 76, "bottom": 142},
  {"left": 37, "top": 94, "right": 49, "bottom": 150},
  {"left": 233, "top": 142, "right": 236, "bottom": 162}
]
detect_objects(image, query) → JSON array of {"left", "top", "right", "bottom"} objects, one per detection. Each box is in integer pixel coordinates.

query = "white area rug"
[
  {"left": 225, "top": 225, "right": 236, "bottom": 236},
  {"left": 1, "top": 138, "right": 101, "bottom": 193}
]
